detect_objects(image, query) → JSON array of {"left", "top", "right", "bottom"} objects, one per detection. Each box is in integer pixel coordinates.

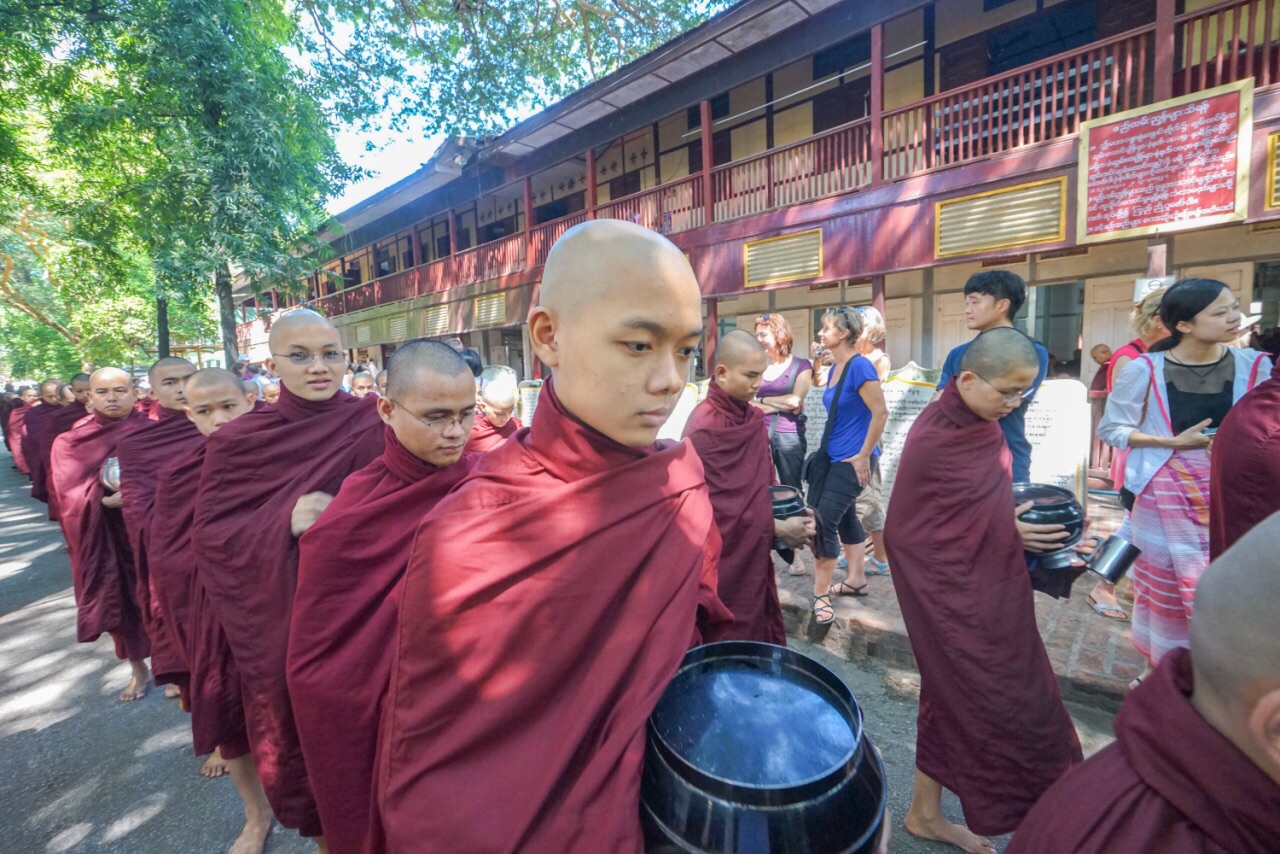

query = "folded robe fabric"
[
  {"left": 1007, "top": 648, "right": 1280, "bottom": 853},
  {"left": 29, "top": 403, "right": 87, "bottom": 506},
  {"left": 20, "top": 403, "right": 57, "bottom": 492},
  {"left": 683, "top": 381, "right": 783, "bottom": 644},
  {"left": 884, "top": 381, "right": 1082, "bottom": 836},
  {"left": 40, "top": 404, "right": 91, "bottom": 520},
  {"left": 191, "top": 384, "right": 382, "bottom": 837},
  {"left": 49, "top": 409, "right": 151, "bottom": 660},
  {"left": 1210, "top": 361, "right": 1279, "bottom": 558},
  {"left": 289, "top": 429, "right": 476, "bottom": 854},
  {"left": 7, "top": 402, "right": 32, "bottom": 474},
  {"left": 373, "top": 376, "right": 732, "bottom": 854},
  {"left": 463, "top": 409, "right": 521, "bottom": 453},
  {"left": 117, "top": 407, "right": 203, "bottom": 688}
]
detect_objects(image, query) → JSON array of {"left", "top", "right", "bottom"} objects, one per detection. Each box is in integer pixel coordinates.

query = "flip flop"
[
  {"left": 866, "top": 557, "right": 890, "bottom": 576},
  {"left": 1088, "top": 594, "right": 1128, "bottom": 621}
]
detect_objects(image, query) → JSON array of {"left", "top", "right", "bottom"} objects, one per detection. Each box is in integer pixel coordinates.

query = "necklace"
[{"left": 1166, "top": 346, "right": 1226, "bottom": 386}]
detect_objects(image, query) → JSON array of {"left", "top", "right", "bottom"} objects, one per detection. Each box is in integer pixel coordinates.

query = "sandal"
[
  {"left": 787, "top": 563, "right": 808, "bottom": 576},
  {"left": 813, "top": 594, "right": 835, "bottom": 625},
  {"left": 829, "top": 580, "right": 868, "bottom": 597},
  {"left": 1088, "top": 594, "right": 1128, "bottom": 621},
  {"left": 866, "top": 557, "right": 890, "bottom": 576}
]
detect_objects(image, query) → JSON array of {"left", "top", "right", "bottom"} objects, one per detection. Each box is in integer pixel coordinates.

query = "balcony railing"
[
  {"left": 595, "top": 174, "right": 706, "bottom": 234},
  {"left": 1177, "top": 0, "right": 1280, "bottom": 91},
  {"left": 530, "top": 212, "right": 589, "bottom": 267}
]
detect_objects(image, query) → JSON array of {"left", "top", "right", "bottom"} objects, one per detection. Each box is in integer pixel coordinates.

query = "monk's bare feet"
[
  {"left": 119, "top": 661, "right": 151, "bottom": 702},
  {"left": 904, "top": 812, "right": 996, "bottom": 854},
  {"left": 201, "top": 747, "right": 229, "bottom": 778},
  {"left": 164, "top": 683, "right": 182, "bottom": 699},
  {"left": 227, "top": 809, "right": 271, "bottom": 854},
  {"left": 1130, "top": 661, "right": 1156, "bottom": 690}
]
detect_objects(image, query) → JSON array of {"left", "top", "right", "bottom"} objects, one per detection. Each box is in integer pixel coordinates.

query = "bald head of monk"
[
  {"left": 38, "top": 380, "right": 61, "bottom": 406},
  {"left": 184, "top": 368, "right": 255, "bottom": 437},
  {"left": 375, "top": 370, "right": 388, "bottom": 397},
  {"left": 242, "top": 380, "right": 260, "bottom": 406},
  {"left": 149, "top": 357, "right": 197, "bottom": 411},
  {"left": 712, "top": 329, "right": 767, "bottom": 403},
  {"left": 351, "top": 371, "right": 376, "bottom": 398},
  {"left": 16, "top": 386, "right": 37, "bottom": 405},
  {"left": 1189, "top": 510, "right": 1280, "bottom": 785},
  {"left": 265, "top": 309, "right": 345, "bottom": 402},
  {"left": 57, "top": 384, "right": 76, "bottom": 404},
  {"left": 87, "top": 368, "right": 135, "bottom": 420},
  {"left": 480, "top": 377, "right": 518, "bottom": 428},
  {"left": 262, "top": 382, "right": 280, "bottom": 405},
  {"left": 380, "top": 340, "right": 476, "bottom": 467},
  {"left": 69, "top": 373, "right": 91, "bottom": 405},
  {"left": 529, "top": 219, "right": 703, "bottom": 447},
  {"left": 956, "top": 327, "right": 1040, "bottom": 422}
]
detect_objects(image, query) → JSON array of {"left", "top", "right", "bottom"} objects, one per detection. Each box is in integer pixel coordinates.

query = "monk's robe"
[
  {"left": 682, "top": 381, "right": 784, "bottom": 644},
  {"left": 1210, "top": 362, "right": 1279, "bottom": 558},
  {"left": 1007, "top": 648, "right": 1280, "bottom": 853},
  {"left": 6, "top": 401, "right": 32, "bottom": 474},
  {"left": 373, "top": 377, "right": 732, "bottom": 854},
  {"left": 39, "top": 404, "right": 91, "bottom": 519},
  {"left": 149, "top": 443, "right": 249, "bottom": 759},
  {"left": 49, "top": 410, "right": 151, "bottom": 661},
  {"left": 883, "top": 381, "right": 1082, "bottom": 836},
  {"left": 20, "top": 403, "right": 58, "bottom": 492},
  {"left": 463, "top": 409, "right": 522, "bottom": 453},
  {"left": 288, "top": 430, "right": 477, "bottom": 854},
  {"left": 133, "top": 397, "right": 158, "bottom": 419},
  {"left": 0, "top": 397, "right": 14, "bottom": 446},
  {"left": 117, "top": 408, "right": 203, "bottom": 689},
  {"left": 192, "top": 385, "right": 382, "bottom": 836}
]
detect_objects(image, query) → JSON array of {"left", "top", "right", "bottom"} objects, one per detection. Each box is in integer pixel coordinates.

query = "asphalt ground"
[{"left": 0, "top": 460, "right": 1116, "bottom": 853}]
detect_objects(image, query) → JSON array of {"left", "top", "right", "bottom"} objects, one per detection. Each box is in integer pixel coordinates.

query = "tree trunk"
[
  {"left": 216, "top": 263, "right": 238, "bottom": 366},
  {"left": 157, "top": 294, "right": 171, "bottom": 358}
]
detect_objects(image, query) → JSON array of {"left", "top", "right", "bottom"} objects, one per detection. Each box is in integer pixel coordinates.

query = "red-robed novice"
[
  {"left": 191, "top": 310, "right": 383, "bottom": 848},
  {"left": 373, "top": 219, "right": 732, "bottom": 854},
  {"left": 31, "top": 374, "right": 91, "bottom": 510},
  {"left": 113, "top": 358, "right": 201, "bottom": 708},
  {"left": 1210, "top": 359, "right": 1279, "bottom": 558},
  {"left": 885, "top": 328, "right": 1083, "bottom": 853},
  {"left": 6, "top": 384, "right": 38, "bottom": 474},
  {"left": 1009, "top": 510, "right": 1280, "bottom": 853},
  {"left": 683, "top": 329, "right": 814, "bottom": 644},
  {"left": 289, "top": 341, "right": 478, "bottom": 854},
  {"left": 49, "top": 367, "right": 153, "bottom": 701},
  {"left": 464, "top": 375, "right": 522, "bottom": 453},
  {"left": 19, "top": 380, "right": 62, "bottom": 483}
]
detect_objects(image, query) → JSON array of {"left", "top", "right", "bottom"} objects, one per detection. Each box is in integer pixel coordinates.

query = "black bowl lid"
[{"left": 1012, "top": 482, "right": 1077, "bottom": 507}]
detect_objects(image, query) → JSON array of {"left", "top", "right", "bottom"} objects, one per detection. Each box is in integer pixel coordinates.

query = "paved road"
[{"left": 0, "top": 461, "right": 1116, "bottom": 853}]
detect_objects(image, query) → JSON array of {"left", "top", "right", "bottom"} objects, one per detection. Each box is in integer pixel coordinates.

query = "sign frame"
[{"left": 1076, "top": 79, "right": 1253, "bottom": 244}]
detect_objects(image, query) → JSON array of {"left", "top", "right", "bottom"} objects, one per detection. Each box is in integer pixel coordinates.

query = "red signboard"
[{"left": 1079, "top": 82, "right": 1252, "bottom": 242}]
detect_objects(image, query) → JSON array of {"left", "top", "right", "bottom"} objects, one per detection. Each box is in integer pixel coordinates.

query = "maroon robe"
[
  {"left": 1008, "top": 648, "right": 1280, "bottom": 853},
  {"left": 117, "top": 407, "right": 203, "bottom": 688},
  {"left": 29, "top": 403, "right": 86, "bottom": 505},
  {"left": 683, "top": 381, "right": 783, "bottom": 644},
  {"left": 373, "top": 377, "right": 732, "bottom": 854},
  {"left": 1210, "top": 362, "right": 1279, "bottom": 558},
  {"left": 49, "top": 409, "right": 151, "bottom": 661},
  {"left": 288, "top": 430, "right": 477, "bottom": 854},
  {"left": 884, "top": 381, "right": 1082, "bottom": 836},
  {"left": 20, "top": 403, "right": 58, "bottom": 491},
  {"left": 40, "top": 404, "right": 91, "bottom": 519},
  {"left": 7, "top": 402, "right": 32, "bottom": 474},
  {"left": 133, "top": 397, "right": 158, "bottom": 419},
  {"left": 463, "top": 409, "right": 522, "bottom": 453},
  {"left": 191, "top": 384, "right": 382, "bottom": 836}
]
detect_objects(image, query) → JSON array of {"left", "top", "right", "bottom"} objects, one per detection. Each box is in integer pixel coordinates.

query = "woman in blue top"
[{"left": 811, "top": 306, "right": 888, "bottom": 625}]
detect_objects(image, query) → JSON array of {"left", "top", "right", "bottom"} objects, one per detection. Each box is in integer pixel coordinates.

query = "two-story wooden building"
[{"left": 235, "top": 0, "right": 1280, "bottom": 386}]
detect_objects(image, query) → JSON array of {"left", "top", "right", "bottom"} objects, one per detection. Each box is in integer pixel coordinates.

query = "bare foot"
[
  {"left": 227, "top": 810, "right": 271, "bottom": 854},
  {"left": 201, "top": 747, "right": 229, "bottom": 778},
  {"left": 904, "top": 812, "right": 996, "bottom": 853},
  {"left": 119, "top": 661, "right": 151, "bottom": 702},
  {"left": 1130, "top": 662, "right": 1156, "bottom": 691},
  {"left": 164, "top": 683, "right": 182, "bottom": 699}
]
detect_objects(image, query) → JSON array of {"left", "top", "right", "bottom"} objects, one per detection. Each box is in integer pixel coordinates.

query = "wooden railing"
[
  {"left": 529, "top": 211, "right": 589, "bottom": 267},
  {"left": 451, "top": 232, "right": 527, "bottom": 285},
  {"left": 596, "top": 174, "right": 705, "bottom": 234},
  {"left": 1177, "top": 0, "right": 1280, "bottom": 91}
]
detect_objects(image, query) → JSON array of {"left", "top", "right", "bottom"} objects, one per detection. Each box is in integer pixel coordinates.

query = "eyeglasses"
[
  {"left": 390, "top": 399, "right": 477, "bottom": 432},
  {"left": 272, "top": 350, "right": 345, "bottom": 366},
  {"left": 973, "top": 373, "right": 1036, "bottom": 405}
]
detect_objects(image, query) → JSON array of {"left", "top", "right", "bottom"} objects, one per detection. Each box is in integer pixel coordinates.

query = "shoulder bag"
[{"left": 802, "top": 354, "right": 853, "bottom": 504}]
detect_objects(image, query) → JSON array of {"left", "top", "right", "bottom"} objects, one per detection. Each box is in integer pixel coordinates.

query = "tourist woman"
[
  {"left": 1099, "top": 279, "right": 1272, "bottom": 686},
  {"left": 851, "top": 306, "right": 893, "bottom": 575},
  {"left": 809, "top": 307, "right": 888, "bottom": 625}
]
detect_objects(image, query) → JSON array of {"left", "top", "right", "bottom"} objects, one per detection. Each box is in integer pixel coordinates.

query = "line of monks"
[{"left": 2, "top": 219, "right": 1278, "bottom": 854}]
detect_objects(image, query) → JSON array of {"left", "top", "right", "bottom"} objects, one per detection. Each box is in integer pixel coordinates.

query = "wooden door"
[
  {"left": 933, "top": 292, "right": 970, "bottom": 369},
  {"left": 1082, "top": 275, "right": 1139, "bottom": 388},
  {"left": 1179, "top": 262, "right": 1254, "bottom": 305},
  {"left": 883, "top": 297, "right": 919, "bottom": 370}
]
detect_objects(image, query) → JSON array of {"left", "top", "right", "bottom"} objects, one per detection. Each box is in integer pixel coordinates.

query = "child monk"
[
  {"left": 149, "top": 368, "right": 273, "bottom": 854},
  {"left": 464, "top": 374, "right": 522, "bottom": 453},
  {"left": 288, "top": 341, "right": 478, "bottom": 854},
  {"left": 48, "top": 367, "right": 152, "bottom": 701},
  {"left": 683, "top": 329, "right": 813, "bottom": 643},
  {"left": 373, "top": 219, "right": 732, "bottom": 853},
  {"left": 30, "top": 373, "right": 91, "bottom": 511},
  {"left": 885, "top": 328, "right": 1083, "bottom": 853},
  {"left": 19, "top": 380, "right": 62, "bottom": 485},
  {"left": 191, "top": 310, "right": 383, "bottom": 848}
]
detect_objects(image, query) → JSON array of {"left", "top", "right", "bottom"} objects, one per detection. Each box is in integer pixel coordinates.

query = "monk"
[
  {"left": 683, "top": 329, "right": 813, "bottom": 644},
  {"left": 6, "top": 385, "right": 37, "bottom": 473},
  {"left": 49, "top": 367, "right": 152, "bottom": 701},
  {"left": 464, "top": 375, "right": 522, "bottom": 453},
  {"left": 35, "top": 374, "right": 91, "bottom": 516},
  {"left": 191, "top": 309, "right": 383, "bottom": 845},
  {"left": 374, "top": 369, "right": 387, "bottom": 397},
  {"left": 262, "top": 382, "right": 281, "bottom": 405},
  {"left": 115, "top": 358, "right": 202, "bottom": 706},
  {"left": 288, "top": 341, "right": 478, "bottom": 854},
  {"left": 885, "top": 328, "right": 1083, "bottom": 853},
  {"left": 241, "top": 380, "right": 260, "bottom": 405},
  {"left": 1008, "top": 510, "right": 1280, "bottom": 853},
  {"left": 18, "top": 380, "right": 61, "bottom": 484},
  {"left": 349, "top": 371, "right": 375, "bottom": 398},
  {"left": 149, "top": 368, "right": 273, "bottom": 854},
  {"left": 1209, "top": 360, "right": 1279, "bottom": 557},
  {"left": 373, "top": 219, "right": 732, "bottom": 853}
]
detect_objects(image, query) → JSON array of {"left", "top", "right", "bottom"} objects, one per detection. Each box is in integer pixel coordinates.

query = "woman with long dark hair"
[{"left": 1099, "top": 279, "right": 1272, "bottom": 687}]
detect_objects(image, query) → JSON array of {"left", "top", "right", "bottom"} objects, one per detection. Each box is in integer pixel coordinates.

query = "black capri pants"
[
  {"left": 770, "top": 431, "right": 806, "bottom": 490},
  {"left": 811, "top": 457, "right": 875, "bottom": 558}
]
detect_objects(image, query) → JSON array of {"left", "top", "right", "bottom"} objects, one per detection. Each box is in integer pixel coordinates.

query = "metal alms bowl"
[{"left": 100, "top": 456, "right": 121, "bottom": 493}]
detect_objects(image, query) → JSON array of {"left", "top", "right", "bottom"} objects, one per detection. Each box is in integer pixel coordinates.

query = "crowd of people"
[{"left": 1, "top": 220, "right": 1278, "bottom": 854}]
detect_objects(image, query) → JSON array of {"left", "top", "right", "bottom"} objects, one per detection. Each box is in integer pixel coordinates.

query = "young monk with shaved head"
[
  {"left": 373, "top": 219, "right": 732, "bottom": 853},
  {"left": 49, "top": 367, "right": 153, "bottom": 700},
  {"left": 1009, "top": 510, "right": 1280, "bottom": 852},
  {"left": 464, "top": 374, "right": 522, "bottom": 453},
  {"left": 374, "top": 369, "right": 387, "bottom": 397},
  {"left": 6, "top": 384, "right": 38, "bottom": 473},
  {"left": 683, "top": 329, "right": 814, "bottom": 643},
  {"left": 192, "top": 309, "right": 383, "bottom": 848},
  {"left": 288, "top": 341, "right": 479, "bottom": 854},
  {"left": 886, "top": 328, "right": 1083, "bottom": 852},
  {"left": 20, "top": 380, "right": 65, "bottom": 491},
  {"left": 261, "top": 382, "right": 281, "bottom": 406},
  {"left": 148, "top": 368, "right": 273, "bottom": 854},
  {"left": 349, "top": 371, "right": 376, "bottom": 398},
  {"left": 33, "top": 373, "right": 91, "bottom": 516}
]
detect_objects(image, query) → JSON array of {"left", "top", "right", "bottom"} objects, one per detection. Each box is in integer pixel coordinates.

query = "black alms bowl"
[
  {"left": 641, "top": 642, "right": 887, "bottom": 853},
  {"left": 1013, "top": 482, "right": 1086, "bottom": 568}
]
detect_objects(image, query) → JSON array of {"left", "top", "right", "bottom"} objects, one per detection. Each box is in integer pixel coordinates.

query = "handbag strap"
[{"left": 818, "top": 355, "right": 855, "bottom": 455}]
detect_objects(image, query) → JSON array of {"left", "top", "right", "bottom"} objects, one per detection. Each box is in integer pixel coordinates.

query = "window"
[
  {"left": 814, "top": 33, "right": 871, "bottom": 81},
  {"left": 987, "top": 0, "right": 1097, "bottom": 75}
]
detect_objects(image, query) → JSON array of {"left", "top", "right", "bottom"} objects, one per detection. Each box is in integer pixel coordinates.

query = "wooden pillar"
[
  {"left": 1154, "top": 0, "right": 1175, "bottom": 102},
  {"left": 410, "top": 224, "right": 422, "bottom": 268},
  {"left": 870, "top": 23, "right": 885, "bottom": 185},
  {"left": 704, "top": 298, "right": 719, "bottom": 379},
  {"left": 1146, "top": 237, "right": 1171, "bottom": 277},
  {"left": 585, "top": 148, "right": 597, "bottom": 218},
  {"left": 448, "top": 210, "right": 458, "bottom": 256},
  {"left": 871, "top": 274, "right": 886, "bottom": 316},
  {"left": 700, "top": 99, "right": 715, "bottom": 226}
]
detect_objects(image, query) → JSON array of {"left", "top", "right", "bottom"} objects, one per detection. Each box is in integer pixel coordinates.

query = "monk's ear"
[
  {"left": 264, "top": 356, "right": 278, "bottom": 376},
  {"left": 182, "top": 405, "right": 196, "bottom": 425},
  {"left": 714, "top": 364, "right": 729, "bottom": 383},
  {"left": 1248, "top": 686, "right": 1280, "bottom": 772},
  {"left": 376, "top": 396, "right": 394, "bottom": 426},
  {"left": 527, "top": 306, "right": 560, "bottom": 368}
]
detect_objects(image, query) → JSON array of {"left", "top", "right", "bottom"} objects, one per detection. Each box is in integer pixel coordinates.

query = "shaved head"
[
  {"left": 69, "top": 372, "right": 91, "bottom": 404},
  {"left": 148, "top": 356, "right": 197, "bottom": 383},
  {"left": 960, "top": 328, "right": 1038, "bottom": 378},
  {"left": 380, "top": 341, "right": 477, "bottom": 466},
  {"left": 243, "top": 380, "right": 260, "bottom": 400},
  {"left": 88, "top": 367, "right": 134, "bottom": 419},
  {"left": 150, "top": 357, "right": 197, "bottom": 410},
  {"left": 714, "top": 329, "right": 765, "bottom": 368},
  {"left": 186, "top": 367, "right": 245, "bottom": 398},
  {"left": 265, "top": 309, "right": 344, "bottom": 402},
  {"left": 386, "top": 341, "right": 471, "bottom": 400},
  {"left": 184, "top": 368, "right": 256, "bottom": 436},
  {"left": 38, "top": 380, "right": 61, "bottom": 405},
  {"left": 481, "top": 377, "right": 517, "bottom": 409},
  {"left": 267, "top": 308, "right": 338, "bottom": 350},
  {"left": 713, "top": 329, "right": 768, "bottom": 402}
]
